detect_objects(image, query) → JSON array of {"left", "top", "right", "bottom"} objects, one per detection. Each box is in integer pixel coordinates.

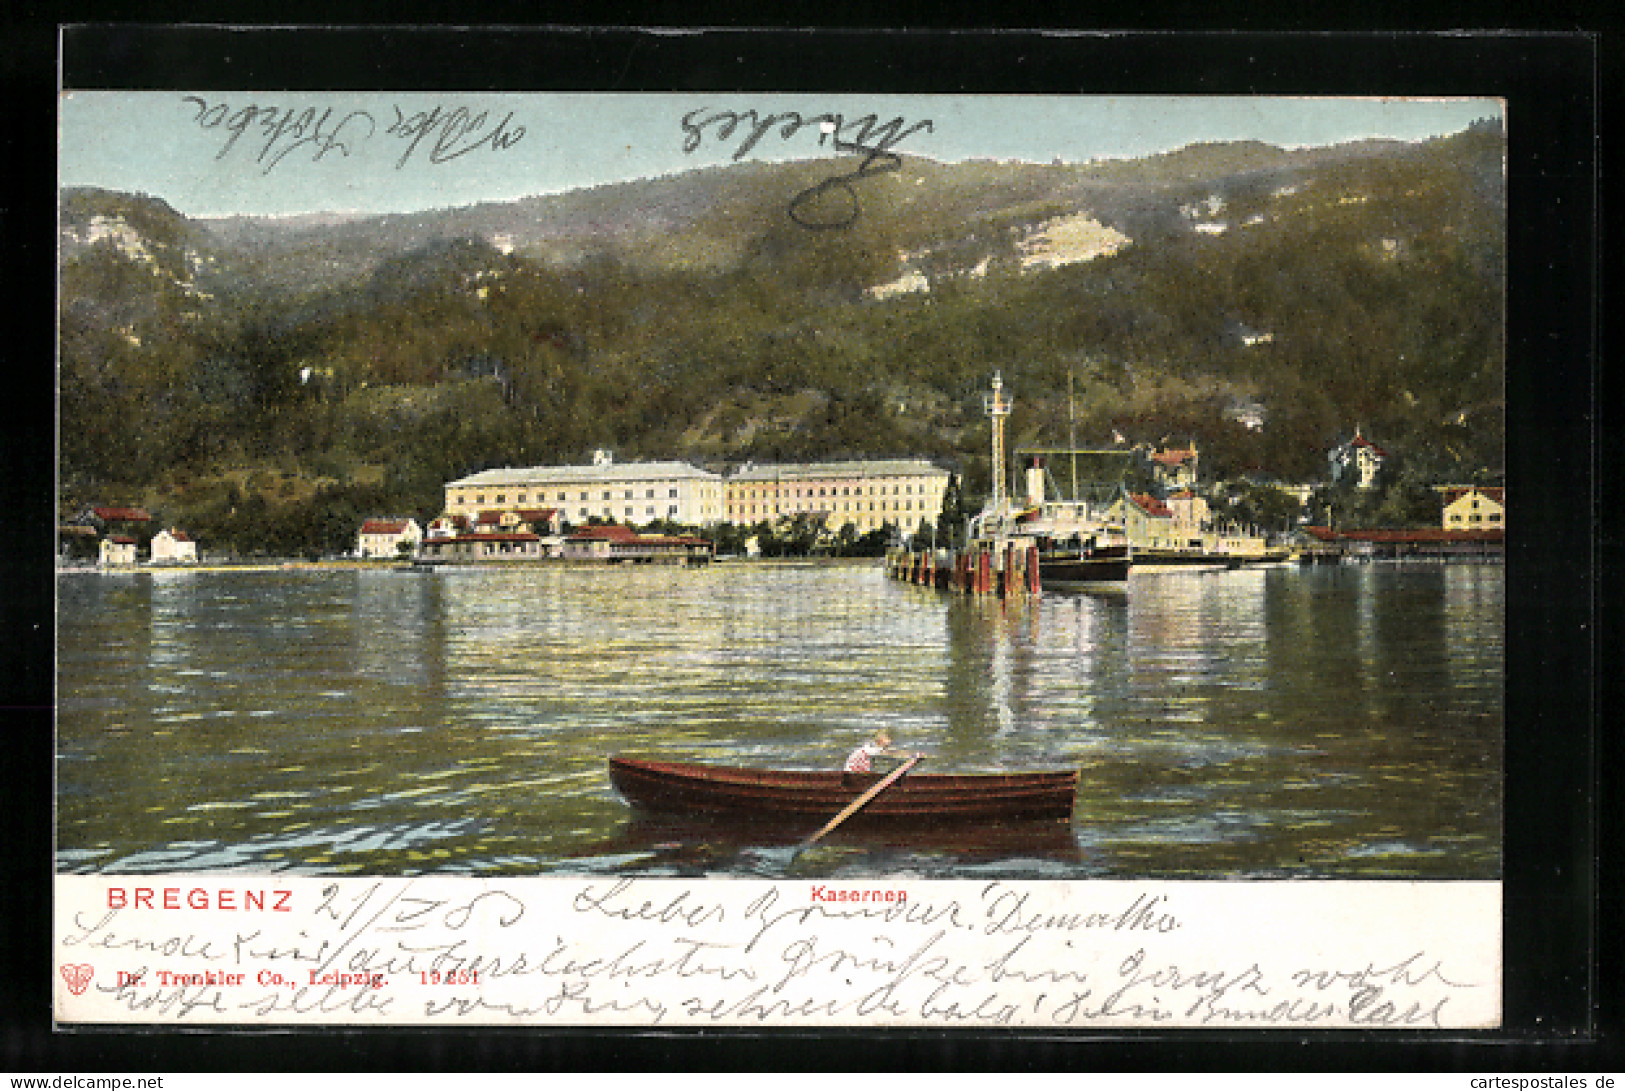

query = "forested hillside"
[{"left": 58, "top": 120, "right": 1505, "bottom": 555}]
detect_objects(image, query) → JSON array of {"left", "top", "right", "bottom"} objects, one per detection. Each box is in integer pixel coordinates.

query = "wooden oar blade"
[{"left": 802, "top": 754, "right": 923, "bottom": 848}]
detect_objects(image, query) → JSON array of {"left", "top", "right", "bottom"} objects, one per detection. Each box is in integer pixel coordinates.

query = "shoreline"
[{"left": 59, "top": 555, "right": 890, "bottom": 575}]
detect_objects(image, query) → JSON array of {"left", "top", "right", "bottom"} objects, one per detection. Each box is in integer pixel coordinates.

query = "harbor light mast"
[{"left": 985, "top": 372, "right": 1012, "bottom": 519}]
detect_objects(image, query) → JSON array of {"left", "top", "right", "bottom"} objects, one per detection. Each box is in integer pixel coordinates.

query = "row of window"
[
  {"left": 572, "top": 505, "right": 682, "bottom": 520},
  {"left": 734, "top": 482, "right": 929, "bottom": 499},
  {"left": 729, "top": 499, "right": 929, "bottom": 516},
  {"left": 464, "top": 486, "right": 688, "bottom": 505},
  {"left": 456, "top": 481, "right": 941, "bottom": 507}
]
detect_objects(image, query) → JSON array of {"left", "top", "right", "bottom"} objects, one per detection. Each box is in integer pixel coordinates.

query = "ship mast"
[
  {"left": 985, "top": 372, "right": 1012, "bottom": 518},
  {"left": 1068, "top": 368, "right": 1079, "bottom": 505}
]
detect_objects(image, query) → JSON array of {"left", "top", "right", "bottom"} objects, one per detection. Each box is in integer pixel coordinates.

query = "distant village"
[{"left": 61, "top": 429, "right": 1505, "bottom": 569}]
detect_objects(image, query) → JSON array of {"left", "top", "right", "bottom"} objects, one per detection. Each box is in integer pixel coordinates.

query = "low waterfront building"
[
  {"left": 1441, "top": 486, "right": 1505, "bottom": 531},
  {"left": 356, "top": 518, "right": 423, "bottom": 559},
  {"left": 443, "top": 452, "right": 723, "bottom": 527},
  {"left": 418, "top": 530, "right": 548, "bottom": 563},
  {"left": 98, "top": 535, "right": 138, "bottom": 567},
  {"left": 1307, "top": 525, "right": 1504, "bottom": 560},
  {"left": 562, "top": 523, "right": 713, "bottom": 564},
  {"left": 149, "top": 528, "right": 198, "bottom": 565},
  {"left": 723, "top": 459, "right": 951, "bottom": 536}
]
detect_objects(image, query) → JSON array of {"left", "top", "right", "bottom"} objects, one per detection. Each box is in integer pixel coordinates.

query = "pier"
[{"left": 886, "top": 540, "right": 1041, "bottom": 598}]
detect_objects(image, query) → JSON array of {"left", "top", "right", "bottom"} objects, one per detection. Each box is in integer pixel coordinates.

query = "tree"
[{"left": 935, "top": 475, "right": 971, "bottom": 547}]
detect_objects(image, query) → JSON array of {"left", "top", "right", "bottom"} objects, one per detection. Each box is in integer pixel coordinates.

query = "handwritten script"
[
  {"left": 680, "top": 107, "right": 934, "bottom": 229},
  {"left": 180, "top": 97, "right": 526, "bottom": 175},
  {"left": 55, "top": 875, "right": 1499, "bottom": 1027}
]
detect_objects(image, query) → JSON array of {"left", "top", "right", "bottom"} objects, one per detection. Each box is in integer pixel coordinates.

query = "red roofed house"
[
  {"left": 356, "top": 518, "right": 423, "bottom": 559},
  {"left": 1147, "top": 444, "right": 1199, "bottom": 490},
  {"left": 1330, "top": 429, "right": 1388, "bottom": 490},
  {"left": 515, "top": 508, "right": 562, "bottom": 535},
  {"left": 1441, "top": 486, "right": 1505, "bottom": 531},
  {"left": 149, "top": 528, "right": 198, "bottom": 565},
  {"left": 426, "top": 514, "right": 470, "bottom": 540}
]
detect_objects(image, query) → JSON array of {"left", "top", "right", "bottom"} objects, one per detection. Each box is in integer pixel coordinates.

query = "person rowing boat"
[{"left": 844, "top": 729, "right": 908, "bottom": 773}]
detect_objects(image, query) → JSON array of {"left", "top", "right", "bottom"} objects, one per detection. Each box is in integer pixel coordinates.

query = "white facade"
[
  {"left": 723, "top": 459, "right": 951, "bottom": 536},
  {"left": 356, "top": 518, "right": 423, "bottom": 559},
  {"left": 444, "top": 457, "right": 724, "bottom": 527},
  {"left": 1165, "top": 490, "right": 1211, "bottom": 530},
  {"left": 98, "top": 537, "right": 138, "bottom": 567},
  {"left": 149, "top": 529, "right": 198, "bottom": 564}
]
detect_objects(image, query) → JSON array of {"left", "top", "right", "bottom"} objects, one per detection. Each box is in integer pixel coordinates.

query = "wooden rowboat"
[{"left": 608, "top": 756, "right": 1079, "bottom": 825}]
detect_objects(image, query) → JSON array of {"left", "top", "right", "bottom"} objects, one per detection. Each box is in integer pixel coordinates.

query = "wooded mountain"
[{"left": 59, "top": 121, "right": 1505, "bottom": 555}]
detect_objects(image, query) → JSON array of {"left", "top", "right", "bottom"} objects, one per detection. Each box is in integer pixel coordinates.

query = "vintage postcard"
[{"left": 55, "top": 78, "right": 1507, "bottom": 1028}]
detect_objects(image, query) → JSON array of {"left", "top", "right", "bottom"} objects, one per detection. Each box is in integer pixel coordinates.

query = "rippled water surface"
[{"left": 56, "top": 561, "right": 1502, "bottom": 878}]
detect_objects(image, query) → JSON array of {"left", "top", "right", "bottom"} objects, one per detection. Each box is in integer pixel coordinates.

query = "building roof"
[
  {"left": 568, "top": 524, "right": 640, "bottom": 542},
  {"left": 728, "top": 459, "right": 948, "bottom": 482},
  {"left": 448, "top": 461, "right": 721, "bottom": 488},
  {"left": 567, "top": 524, "right": 710, "bottom": 546},
  {"left": 108, "top": 535, "right": 137, "bottom": 545},
  {"left": 1150, "top": 449, "right": 1196, "bottom": 467},
  {"left": 158, "top": 529, "right": 193, "bottom": 542},
  {"left": 1307, "top": 527, "right": 1503, "bottom": 543},
  {"left": 516, "top": 508, "right": 558, "bottom": 522},
  {"left": 1347, "top": 433, "right": 1388, "bottom": 458},
  {"left": 93, "top": 506, "right": 151, "bottom": 522},
  {"left": 431, "top": 531, "right": 541, "bottom": 544},
  {"left": 360, "top": 519, "right": 414, "bottom": 535}
]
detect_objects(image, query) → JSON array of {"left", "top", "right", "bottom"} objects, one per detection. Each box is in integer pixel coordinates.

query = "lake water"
[{"left": 56, "top": 561, "right": 1502, "bottom": 879}]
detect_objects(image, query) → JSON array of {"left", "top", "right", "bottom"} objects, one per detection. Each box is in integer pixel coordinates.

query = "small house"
[
  {"left": 1105, "top": 492, "right": 1176, "bottom": 550},
  {"left": 149, "top": 528, "right": 198, "bottom": 565},
  {"left": 1441, "top": 487, "right": 1505, "bottom": 531},
  {"left": 1147, "top": 445, "right": 1199, "bottom": 490},
  {"left": 1329, "top": 430, "right": 1388, "bottom": 490},
  {"left": 98, "top": 535, "right": 139, "bottom": 567},
  {"left": 426, "top": 514, "right": 469, "bottom": 540}
]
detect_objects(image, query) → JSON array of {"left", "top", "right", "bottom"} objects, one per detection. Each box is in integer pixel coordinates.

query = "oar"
[{"left": 801, "top": 754, "right": 924, "bottom": 850}]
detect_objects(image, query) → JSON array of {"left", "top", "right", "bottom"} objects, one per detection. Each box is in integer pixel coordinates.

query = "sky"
[{"left": 58, "top": 92, "right": 1502, "bottom": 219}]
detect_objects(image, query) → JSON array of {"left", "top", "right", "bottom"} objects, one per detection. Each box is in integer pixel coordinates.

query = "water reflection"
[{"left": 57, "top": 562, "right": 1502, "bottom": 878}]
